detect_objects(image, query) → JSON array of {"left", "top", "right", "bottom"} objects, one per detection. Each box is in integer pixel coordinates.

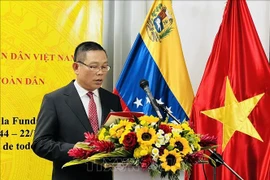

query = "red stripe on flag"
[{"left": 113, "top": 89, "right": 130, "bottom": 112}]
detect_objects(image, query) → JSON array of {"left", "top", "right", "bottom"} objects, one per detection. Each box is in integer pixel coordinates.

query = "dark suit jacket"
[{"left": 32, "top": 81, "right": 122, "bottom": 180}]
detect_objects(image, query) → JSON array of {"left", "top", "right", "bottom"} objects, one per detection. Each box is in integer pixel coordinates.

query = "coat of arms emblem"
[{"left": 146, "top": 3, "right": 173, "bottom": 42}]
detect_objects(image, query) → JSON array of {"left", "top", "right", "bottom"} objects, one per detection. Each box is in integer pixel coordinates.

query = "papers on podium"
[{"left": 104, "top": 111, "right": 144, "bottom": 126}]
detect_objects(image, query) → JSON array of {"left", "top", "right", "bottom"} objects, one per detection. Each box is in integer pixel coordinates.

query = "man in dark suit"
[{"left": 32, "top": 41, "right": 122, "bottom": 180}]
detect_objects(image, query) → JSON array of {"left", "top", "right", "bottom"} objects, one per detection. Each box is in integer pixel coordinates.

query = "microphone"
[{"left": 139, "top": 79, "right": 163, "bottom": 120}]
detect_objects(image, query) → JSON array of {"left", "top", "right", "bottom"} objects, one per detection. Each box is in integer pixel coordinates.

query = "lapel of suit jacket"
[
  {"left": 64, "top": 81, "right": 92, "bottom": 132},
  {"left": 99, "top": 88, "right": 111, "bottom": 126}
]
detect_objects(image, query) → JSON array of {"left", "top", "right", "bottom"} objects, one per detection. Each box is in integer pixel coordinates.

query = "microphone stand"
[
  {"left": 157, "top": 103, "right": 243, "bottom": 180},
  {"left": 208, "top": 149, "right": 244, "bottom": 180},
  {"left": 158, "top": 104, "right": 181, "bottom": 124}
]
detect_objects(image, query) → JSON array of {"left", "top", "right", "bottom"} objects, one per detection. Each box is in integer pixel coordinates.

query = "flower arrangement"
[{"left": 63, "top": 115, "right": 216, "bottom": 180}]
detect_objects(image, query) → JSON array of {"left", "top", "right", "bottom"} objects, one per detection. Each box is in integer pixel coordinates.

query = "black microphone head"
[{"left": 139, "top": 79, "right": 149, "bottom": 89}]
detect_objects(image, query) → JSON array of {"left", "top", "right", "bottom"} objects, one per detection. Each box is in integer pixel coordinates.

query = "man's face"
[{"left": 73, "top": 50, "right": 108, "bottom": 91}]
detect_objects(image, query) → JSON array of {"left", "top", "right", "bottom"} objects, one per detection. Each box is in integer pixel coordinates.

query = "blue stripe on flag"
[{"left": 115, "top": 35, "right": 188, "bottom": 121}]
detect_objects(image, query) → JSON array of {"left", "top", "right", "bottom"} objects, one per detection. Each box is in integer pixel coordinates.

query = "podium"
[{"left": 113, "top": 166, "right": 184, "bottom": 180}]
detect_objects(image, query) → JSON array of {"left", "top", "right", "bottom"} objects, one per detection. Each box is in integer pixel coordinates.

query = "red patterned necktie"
[{"left": 87, "top": 92, "right": 99, "bottom": 134}]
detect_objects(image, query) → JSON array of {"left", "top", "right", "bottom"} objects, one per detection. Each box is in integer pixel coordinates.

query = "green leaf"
[
  {"left": 62, "top": 158, "right": 90, "bottom": 168},
  {"left": 201, "top": 145, "right": 218, "bottom": 150},
  {"left": 87, "top": 149, "right": 131, "bottom": 162},
  {"left": 149, "top": 163, "right": 161, "bottom": 178},
  {"left": 74, "top": 142, "right": 91, "bottom": 150},
  {"left": 167, "top": 145, "right": 174, "bottom": 151},
  {"left": 63, "top": 149, "right": 131, "bottom": 168},
  {"left": 159, "top": 27, "right": 173, "bottom": 39}
]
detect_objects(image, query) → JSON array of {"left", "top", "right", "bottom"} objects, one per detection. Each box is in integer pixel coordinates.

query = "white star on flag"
[
  {"left": 133, "top": 97, "right": 143, "bottom": 108},
  {"left": 166, "top": 106, "right": 173, "bottom": 114},
  {"left": 156, "top": 98, "right": 164, "bottom": 105}
]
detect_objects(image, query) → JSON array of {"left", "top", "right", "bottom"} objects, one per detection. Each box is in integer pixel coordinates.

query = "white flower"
[
  {"left": 134, "top": 125, "right": 141, "bottom": 132},
  {"left": 152, "top": 155, "right": 159, "bottom": 162},
  {"left": 157, "top": 129, "right": 164, "bottom": 135},
  {"left": 152, "top": 147, "right": 159, "bottom": 156},
  {"left": 157, "top": 132, "right": 164, "bottom": 139},
  {"left": 172, "top": 128, "right": 182, "bottom": 134},
  {"left": 164, "top": 134, "right": 171, "bottom": 143},
  {"left": 190, "top": 144, "right": 195, "bottom": 151},
  {"left": 155, "top": 141, "right": 162, "bottom": 148},
  {"left": 150, "top": 122, "right": 157, "bottom": 126}
]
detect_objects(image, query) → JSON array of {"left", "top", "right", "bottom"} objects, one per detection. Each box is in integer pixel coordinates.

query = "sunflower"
[
  {"left": 136, "top": 126, "right": 157, "bottom": 146},
  {"left": 160, "top": 149, "right": 182, "bottom": 173},
  {"left": 169, "top": 136, "right": 191, "bottom": 156},
  {"left": 139, "top": 115, "right": 159, "bottom": 126},
  {"left": 98, "top": 127, "right": 109, "bottom": 141},
  {"left": 169, "top": 123, "right": 183, "bottom": 131},
  {"left": 134, "top": 145, "right": 152, "bottom": 158},
  {"left": 109, "top": 119, "right": 134, "bottom": 138},
  {"left": 181, "top": 121, "right": 192, "bottom": 132}
]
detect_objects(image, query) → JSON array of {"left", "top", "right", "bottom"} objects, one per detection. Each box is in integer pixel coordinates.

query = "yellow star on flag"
[{"left": 201, "top": 77, "right": 264, "bottom": 151}]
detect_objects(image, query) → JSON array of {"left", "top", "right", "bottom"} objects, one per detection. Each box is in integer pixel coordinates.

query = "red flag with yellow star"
[{"left": 189, "top": 0, "right": 270, "bottom": 179}]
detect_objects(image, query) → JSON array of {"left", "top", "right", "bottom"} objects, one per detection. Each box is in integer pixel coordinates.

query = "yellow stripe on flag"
[{"left": 140, "top": 0, "right": 194, "bottom": 116}]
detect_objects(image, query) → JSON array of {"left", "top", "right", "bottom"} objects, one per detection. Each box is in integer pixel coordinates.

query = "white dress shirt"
[{"left": 74, "top": 81, "right": 102, "bottom": 127}]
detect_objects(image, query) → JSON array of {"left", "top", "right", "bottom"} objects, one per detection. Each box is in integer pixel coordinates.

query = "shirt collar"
[
  {"left": 74, "top": 80, "right": 99, "bottom": 98},
  {"left": 92, "top": 89, "right": 99, "bottom": 98}
]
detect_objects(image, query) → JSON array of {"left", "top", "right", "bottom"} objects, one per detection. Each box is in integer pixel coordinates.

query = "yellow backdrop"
[{"left": 0, "top": 1, "right": 103, "bottom": 179}]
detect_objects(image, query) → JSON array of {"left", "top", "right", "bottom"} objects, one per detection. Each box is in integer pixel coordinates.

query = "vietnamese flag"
[{"left": 189, "top": 0, "right": 270, "bottom": 180}]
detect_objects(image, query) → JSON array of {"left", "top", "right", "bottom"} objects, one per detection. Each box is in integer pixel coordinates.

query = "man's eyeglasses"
[{"left": 77, "top": 61, "right": 111, "bottom": 72}]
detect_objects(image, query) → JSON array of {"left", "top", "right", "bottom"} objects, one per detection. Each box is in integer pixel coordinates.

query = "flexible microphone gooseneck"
[{"left": 139, "top": 79, "right": 163, "bottom": 120}]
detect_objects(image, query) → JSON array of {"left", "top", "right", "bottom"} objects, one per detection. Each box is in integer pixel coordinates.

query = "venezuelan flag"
[{"left": 114, "top": 0, "right": 194, "bottom": 121}]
